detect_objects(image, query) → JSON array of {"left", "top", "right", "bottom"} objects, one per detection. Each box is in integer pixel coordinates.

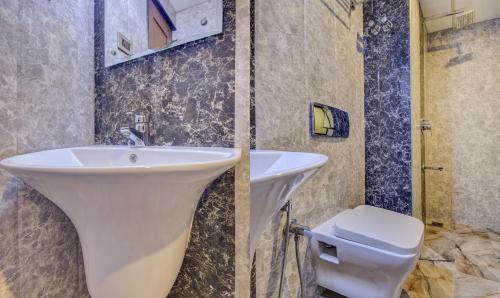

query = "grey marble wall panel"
[
  {"left": 0, "top": 0, "right": 19, "bottom": 196},
  {"left": 0, "top": 180, "right": 20, "bottom": 298},
  {"left": 0, "top": 0, "right": 95, "bottom": 297},
  {"left": 94, "top": 0, "right": 237, "bottom": 296}
]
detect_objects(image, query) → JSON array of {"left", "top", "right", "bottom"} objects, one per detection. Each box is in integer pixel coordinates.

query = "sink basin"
[
  {"left": 0, "top": 146, "right": 241, "bottom": 298},
  {"left": 250, "top": 150, "right": 328, "bottom": 255}
]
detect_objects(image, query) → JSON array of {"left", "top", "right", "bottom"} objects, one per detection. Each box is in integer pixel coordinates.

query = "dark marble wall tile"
[
  {"left": 250, "top": 0, "right": 256, "bottom": 295},
  {"left": 94, "top": 0, "right": 236, "bottom": 296},
  {"left": 250, "top": 0, "right": 256, "bottom": 150},
  {"left": 363, "top": 0, "right": 413, "bottom": 215},
  {"left": 168, "top": 171, "right": 235, "bottom": 297}
]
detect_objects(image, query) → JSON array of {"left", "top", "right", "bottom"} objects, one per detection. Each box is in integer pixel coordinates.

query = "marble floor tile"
[
  {"left": 403, "top": 260, "right": 454, "bottom": 298},
  {"left": 403, "top": 224, "right": 500, "bottom": 298},
  {"left": 454, "top": 272, "right": 500, "bottom": 298}
]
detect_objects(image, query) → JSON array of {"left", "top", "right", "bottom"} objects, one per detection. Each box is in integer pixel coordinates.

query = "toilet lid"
[{"left": 333, "top": 205, "right": 424, "bottom": 255}]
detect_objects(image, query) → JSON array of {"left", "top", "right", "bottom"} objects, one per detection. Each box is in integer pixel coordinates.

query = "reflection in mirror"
[{"left": 105, "top": 0, "right": 223, "bottom": 67}]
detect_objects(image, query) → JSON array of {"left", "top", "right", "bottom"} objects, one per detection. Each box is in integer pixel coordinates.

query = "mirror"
[{"left": 105, "top": 0, "right": 223, "bottom": 67}]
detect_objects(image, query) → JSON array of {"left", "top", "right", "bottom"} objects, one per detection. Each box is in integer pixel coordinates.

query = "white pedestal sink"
[
  {"left": 250, "top": 150, "right": 328, "bottom": 255},
  {"left": 0, "top": 146, "right": 241, "bottom": 298}
]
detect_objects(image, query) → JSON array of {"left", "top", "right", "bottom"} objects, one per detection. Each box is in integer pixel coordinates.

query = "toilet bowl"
[{"left": 311, "top": 205, "right": 424, "bottom": 298}]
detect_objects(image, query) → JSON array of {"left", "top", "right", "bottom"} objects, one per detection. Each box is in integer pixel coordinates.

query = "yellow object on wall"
[{"left": 313, "top": 105, "right": 331, "bottom": 135}]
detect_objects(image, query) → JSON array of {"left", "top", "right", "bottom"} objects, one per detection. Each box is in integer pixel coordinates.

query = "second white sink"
[{"left": 250, "top": 150, "right": 328, "bottom": 255}]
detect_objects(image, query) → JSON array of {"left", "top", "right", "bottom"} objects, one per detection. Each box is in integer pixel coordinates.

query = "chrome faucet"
[
  {"left": 120, "top": 127, "right": 146, "bottom": 147},
  {"left": 120, "top": 113, "right": 150, "bottom": 147}
]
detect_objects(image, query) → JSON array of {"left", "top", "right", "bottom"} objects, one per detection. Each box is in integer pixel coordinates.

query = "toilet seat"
[
  {"left": 333, "top": 205, "right": 424, "bottom": 254},
  {"left": 313, "top": 205, "right": 424, "bottom": 255}
]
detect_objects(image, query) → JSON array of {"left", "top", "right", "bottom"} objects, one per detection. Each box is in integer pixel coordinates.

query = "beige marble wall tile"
[
  {"left": 424, "top": 19, "right": 500, "bottom": 231},
  {"left": 0, "top": 0, "right": 94, "bottom": 296},
  {"left": 254, "top": 1, "right": 305, "bottom": 296},
  {"left": 235, "top": 0, "right": 252, "bottom": 296},
  {"left": 410, "top": 0, "right": 423, "bottom": 220},
  {"left": 254, "top": 0, "right": 365, "bottom": 296}
]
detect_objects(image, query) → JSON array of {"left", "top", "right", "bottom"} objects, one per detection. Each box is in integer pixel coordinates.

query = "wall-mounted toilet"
[{"left": 311, "top": 205, "right": 424, "bottom": 298}]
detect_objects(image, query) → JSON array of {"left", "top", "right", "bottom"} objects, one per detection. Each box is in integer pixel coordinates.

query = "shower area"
[
  {"left": 405, "top": 0, "right": 500, "bottom": 296},
  {"left": 421, "top": 5, "right": 500, "bottom": 231},
  {"left": 419, "top": 3, "right": 500, "bottom": 230}
]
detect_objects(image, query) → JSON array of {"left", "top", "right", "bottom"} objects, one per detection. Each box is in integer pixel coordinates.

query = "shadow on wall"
[
  {"left": 321, "top": 0, "right": 368, "bottom": 31},
  {"left": 320, "top": 0, "right": 352, "bottom": 29},
  {"left": 427, "top": 42, "right": 474, "bottom": 67}
]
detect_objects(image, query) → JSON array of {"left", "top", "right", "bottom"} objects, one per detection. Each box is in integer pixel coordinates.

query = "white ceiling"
[
  {"left": 419, "top": 0, "right": 500, "bottom": 32},
  {"left": 169, "top": 0, "right": 206, "bottom": 12}
]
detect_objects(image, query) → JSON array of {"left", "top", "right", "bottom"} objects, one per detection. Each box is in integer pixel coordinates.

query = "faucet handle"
[
  {"left": 134, "top": 114, "right": 149, "bottom": 135},
  {"left": 135, "top": 113, "right": 148, "bottom": 124}
]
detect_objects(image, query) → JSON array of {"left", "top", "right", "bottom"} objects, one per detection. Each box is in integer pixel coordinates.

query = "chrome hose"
[
  {"left": 294, "top": 233, "right": 304, "bottom": 298},
  {"left": 278, "top": 201, "right": 292, "bottom": 298}
]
